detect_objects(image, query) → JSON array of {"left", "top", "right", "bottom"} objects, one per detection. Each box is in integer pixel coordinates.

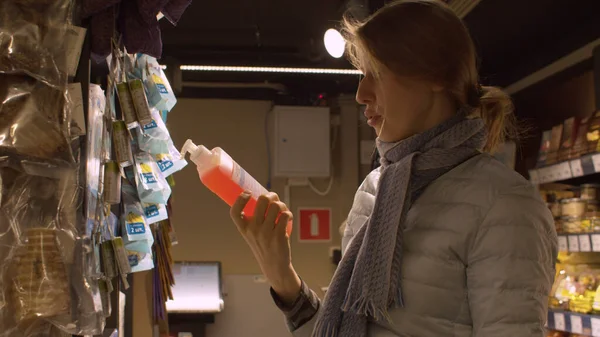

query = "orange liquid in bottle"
[
  {"left": 183, "top": 141, "right": 292, "bottom": 236},
  {"left": 201, "top": 166, "right": 259, "bottom": 215}
]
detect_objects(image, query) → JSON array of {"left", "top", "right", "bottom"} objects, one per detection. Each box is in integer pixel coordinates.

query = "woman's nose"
[{"left": 356, "top": 76, "right": 374, "bottom": 105}]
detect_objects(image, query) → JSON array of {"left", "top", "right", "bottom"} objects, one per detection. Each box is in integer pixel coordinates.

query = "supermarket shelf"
[
  {"left": 548, "top": 309, "right": 600, "bottom": 336},
  {"left": 558, "top": 233, "right": 600, "bottom": 253},
  {"left": 529, "top": 153, "right": 600, "bottom": 185}
]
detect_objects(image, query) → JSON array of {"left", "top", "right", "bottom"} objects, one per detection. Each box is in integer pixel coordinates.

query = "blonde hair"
[{"left": 342, "top": 0, "right": 517, "bottom": 153}]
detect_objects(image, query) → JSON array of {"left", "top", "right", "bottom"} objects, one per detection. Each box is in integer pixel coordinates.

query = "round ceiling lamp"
[{"left": 324, "top": 28, "right": 345, "bottom": 58}]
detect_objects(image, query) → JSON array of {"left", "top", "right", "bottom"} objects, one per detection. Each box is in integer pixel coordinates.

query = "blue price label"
[{"left": 127, "top": 223, "right": 146, "bottom": 235}]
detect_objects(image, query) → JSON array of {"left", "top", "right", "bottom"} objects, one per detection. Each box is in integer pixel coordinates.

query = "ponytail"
[{"left": 474, "top": 86, "right": 517, "bottom": 153}]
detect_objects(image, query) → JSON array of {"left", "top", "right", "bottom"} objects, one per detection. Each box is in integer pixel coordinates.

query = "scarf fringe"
[
  {"left": 342, "top": 295, "right": 393, "bottom": 324},
  {"left": 312, "top": 320, "right": 339, "bottom": 337}
]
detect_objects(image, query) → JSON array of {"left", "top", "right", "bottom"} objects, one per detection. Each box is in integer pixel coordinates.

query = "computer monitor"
[{"left": 166, "top": 261, "right": 224, "bottom": 313}]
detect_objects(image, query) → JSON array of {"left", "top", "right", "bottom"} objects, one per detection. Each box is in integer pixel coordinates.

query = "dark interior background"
[
  {"left": 160, "top": 0, "right": 599, "bottom": 96},
  {"left": 158, "top": 0, "right": 600, "bottom": 173}
]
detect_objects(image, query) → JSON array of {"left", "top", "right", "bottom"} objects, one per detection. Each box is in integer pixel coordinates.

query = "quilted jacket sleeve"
[
  {"left": 270, "top": 168, "right": 381, "bottom": 336},
  {"left": 467, "top": 189, "right": 558, "bottom": 336}
]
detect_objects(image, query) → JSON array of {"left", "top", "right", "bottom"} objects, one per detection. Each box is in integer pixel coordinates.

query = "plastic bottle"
[{"left": 180, "top": 140, "right": 292, "bottom": 235}]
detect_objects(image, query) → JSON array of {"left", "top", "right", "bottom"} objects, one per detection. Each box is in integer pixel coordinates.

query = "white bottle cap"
[{"left": 180, "top": 139, "right": 211, "bottom": 164}]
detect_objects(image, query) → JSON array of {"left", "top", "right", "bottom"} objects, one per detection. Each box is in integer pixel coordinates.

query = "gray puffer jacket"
[{"left": 287, "top": 154, "right": 557, "bottom": 337}]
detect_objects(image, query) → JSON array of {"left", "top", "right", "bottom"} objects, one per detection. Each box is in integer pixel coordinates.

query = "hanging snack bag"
[
  {"left": 126, "top": 243, "right": 154, "bottom": 273},
  {"left": 142, "top": 54, "right": 177, "bottom": 113},
  {"left": 122, "top": 184, "right": 150, "bottom": 242},
  {"left": 134, "top": 152, "right": 171, "bottom": 204},
  {"left": 143, "top": 202, "right": 169, "bottom": 225},
  {"left": 155, "top": 141, "right": 187, "bottom": 178},
  {"left": 138, "top": 108, "right": 171, "bottom": 155}
]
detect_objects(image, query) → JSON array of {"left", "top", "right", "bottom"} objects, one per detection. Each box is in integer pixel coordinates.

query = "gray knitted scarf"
[{"left": 312, "top": 110, "right": 487, "bottom": 337}]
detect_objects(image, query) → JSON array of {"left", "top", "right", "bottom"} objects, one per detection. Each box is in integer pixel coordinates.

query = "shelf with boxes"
[{"left": 531, "top": 112, "right": 600, "bottom": 185}]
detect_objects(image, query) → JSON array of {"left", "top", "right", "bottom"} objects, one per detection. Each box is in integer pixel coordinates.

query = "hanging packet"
[
  {"left": 134, "top": 152, "right": 172, "bottom": 204},
  {"left": 126, "top": 245, "right": 154, "bottom": 273},
  {"left": 154, "top": 141, "right": 187, "bottom": 178},
  {"left": 138, "top": 108, "right": 170, "bottom": 155},
  {"left": 143, "top": 202, "right": 169, "bottom": 225},
  {"left": 122, "top": 184, "right": 151, "bottom": 242},
  {"left": 141, "top": 54, "right": 177, "bottom": 114},
  {"left": 125, "top": 229, "right": 155, "bottom": 273}
]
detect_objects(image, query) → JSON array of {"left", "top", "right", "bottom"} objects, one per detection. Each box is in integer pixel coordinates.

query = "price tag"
[
  {"left": 591, "top": 317, "right": 600, "bottom": 336},
  {"left": 529, "top": 170, "right": 540, "bottom": 185},
  {"left": 569, "top": 235, "right": 580, "bottom": 252},
  {"left": 546, "top": 165, "right": 559, "bottom": 182},
  {"left": 592, "top": 234, "right": 600, "bottom": 252},
  {"left": 554, "top": 312, "right": 566, "bottom": 331},
  {"left": 571, "top": 315, "right": 583, "bottom": 334},
  {"left": 557, "top": 236, "right": 568, "bottom": 251},
  {"left": 538, "top": 167, "right": 549, "bottom": 184},
  {"left": 592, "top": 154, "right": 600, "bottom": 173},
  {"left": 570, "top": 159, "right": 584, "bottom": 177},
  {"left": 557, "top": 162, "right": 572, "bottom": 180},
  {"left": 580, "top": 234, "right": 592, "bottom": 252}
]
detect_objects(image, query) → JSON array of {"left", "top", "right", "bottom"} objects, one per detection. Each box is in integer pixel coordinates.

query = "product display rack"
[
  {"left": 72, "top": 18, "right": 132, "bottom": 337},
  {"left": 527, "top": 44, "right": 600, "bottom": 337},
  {"left": 529, "top": 153, "right": 600, "bottom": 185},
  {"left": 547, "top": 309, "right": 600, "bottom": 336}
]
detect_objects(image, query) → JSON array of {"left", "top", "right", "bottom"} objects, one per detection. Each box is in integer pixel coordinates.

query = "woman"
[{"left": 230, "top": 1, "right": 557, "bottom": 336}]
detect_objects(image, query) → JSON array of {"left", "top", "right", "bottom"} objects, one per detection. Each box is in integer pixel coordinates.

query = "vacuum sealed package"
[
  {"left": 0, "top": 169, "right": 104, "bottom": 337},
  {"left": 0, "top": 0, "right": 72, "bottom": 87},
  {"left": 0, "top": 75, "right": 74, "bottom": 165},
  {"left": 143, "top": 202, "right": 169, "bottom": 225},
  {"left": 134, "top": 152, "right": 172, "bottom": 204},
  {"left": 138, "top": 108, "right": 171, "bottom": 155}
]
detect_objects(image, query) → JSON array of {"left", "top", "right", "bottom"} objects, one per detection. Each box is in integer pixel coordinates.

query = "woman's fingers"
[
  {"left": 253, "top": 194, "right": 270, "bottom": 225},
  {"left": 264, "top": 201, "right": 286, "bottom": 232},
  {"left": 230, "top": 192, "right": 251, "bottom": 230},
  {"left": 234, "top": 191, "right": 290, "bottom": 237},
  {"left": 276, "top": 211, "right": 293, "bottom": 236}
]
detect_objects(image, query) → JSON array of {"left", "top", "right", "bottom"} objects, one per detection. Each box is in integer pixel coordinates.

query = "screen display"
[{"left": 166, "top": 262, "right": 224, "bottom": 313}]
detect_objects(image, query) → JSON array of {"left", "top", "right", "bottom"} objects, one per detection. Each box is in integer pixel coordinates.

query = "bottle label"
[{"left": 231, "top": 161, "right": 268, "bottom": 196}]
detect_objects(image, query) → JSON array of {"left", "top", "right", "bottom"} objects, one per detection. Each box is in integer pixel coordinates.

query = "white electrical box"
[{"left": 273, "top": 106, "right": 331, "bottom": 178}]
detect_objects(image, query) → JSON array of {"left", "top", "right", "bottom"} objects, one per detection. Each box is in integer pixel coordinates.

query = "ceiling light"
[
  {"left": 324, "top": 29, "right": 345, "bottom": 58},
  {"left": 179, "top": 65, "right": 362, "bottom": 75}
]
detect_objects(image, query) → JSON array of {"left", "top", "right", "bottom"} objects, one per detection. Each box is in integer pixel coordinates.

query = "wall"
[{"left": 133, "top": 96, "right": 360, "bottom": 337}]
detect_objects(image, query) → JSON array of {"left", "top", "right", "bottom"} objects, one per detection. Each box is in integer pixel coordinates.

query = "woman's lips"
[{"left": 367, "top": 115, "right": 382, "bottom": 127}]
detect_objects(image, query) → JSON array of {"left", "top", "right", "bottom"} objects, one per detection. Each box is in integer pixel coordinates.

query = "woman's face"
[{"left": 356, "top": 66, "right": 450, "bottom": 142}]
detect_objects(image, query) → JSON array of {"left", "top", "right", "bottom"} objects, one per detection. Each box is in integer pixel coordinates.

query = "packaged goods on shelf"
[
  {"left": 587, "top": 111, "right": 600, "bottom": 153},
  {"left": 572, "top": 117, "right": 590, "bottom": 158},
  {"left": 537, "top": 115, "right": 600, "bottom": 168},
  {"left": 545, "top": 124, "right": 564, "bottom": 165},
  {"left": 558, "top": 117, "right": 579, "bottom": 162},
  {"left": 549, "top": 264, "right": 600, "bottom": 314}
]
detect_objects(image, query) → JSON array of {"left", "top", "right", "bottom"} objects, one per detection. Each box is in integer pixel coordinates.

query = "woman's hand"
[{"left": 230, "top": 191, "right": 302, "bottom": 305}]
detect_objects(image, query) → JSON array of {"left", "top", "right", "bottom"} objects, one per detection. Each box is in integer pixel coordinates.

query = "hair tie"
[
  {"left": 467, "top": 84, "right": 483, "bottom": 108},
  {"left": 475, "top": 84, "right": 484, "bottom": 97}
]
